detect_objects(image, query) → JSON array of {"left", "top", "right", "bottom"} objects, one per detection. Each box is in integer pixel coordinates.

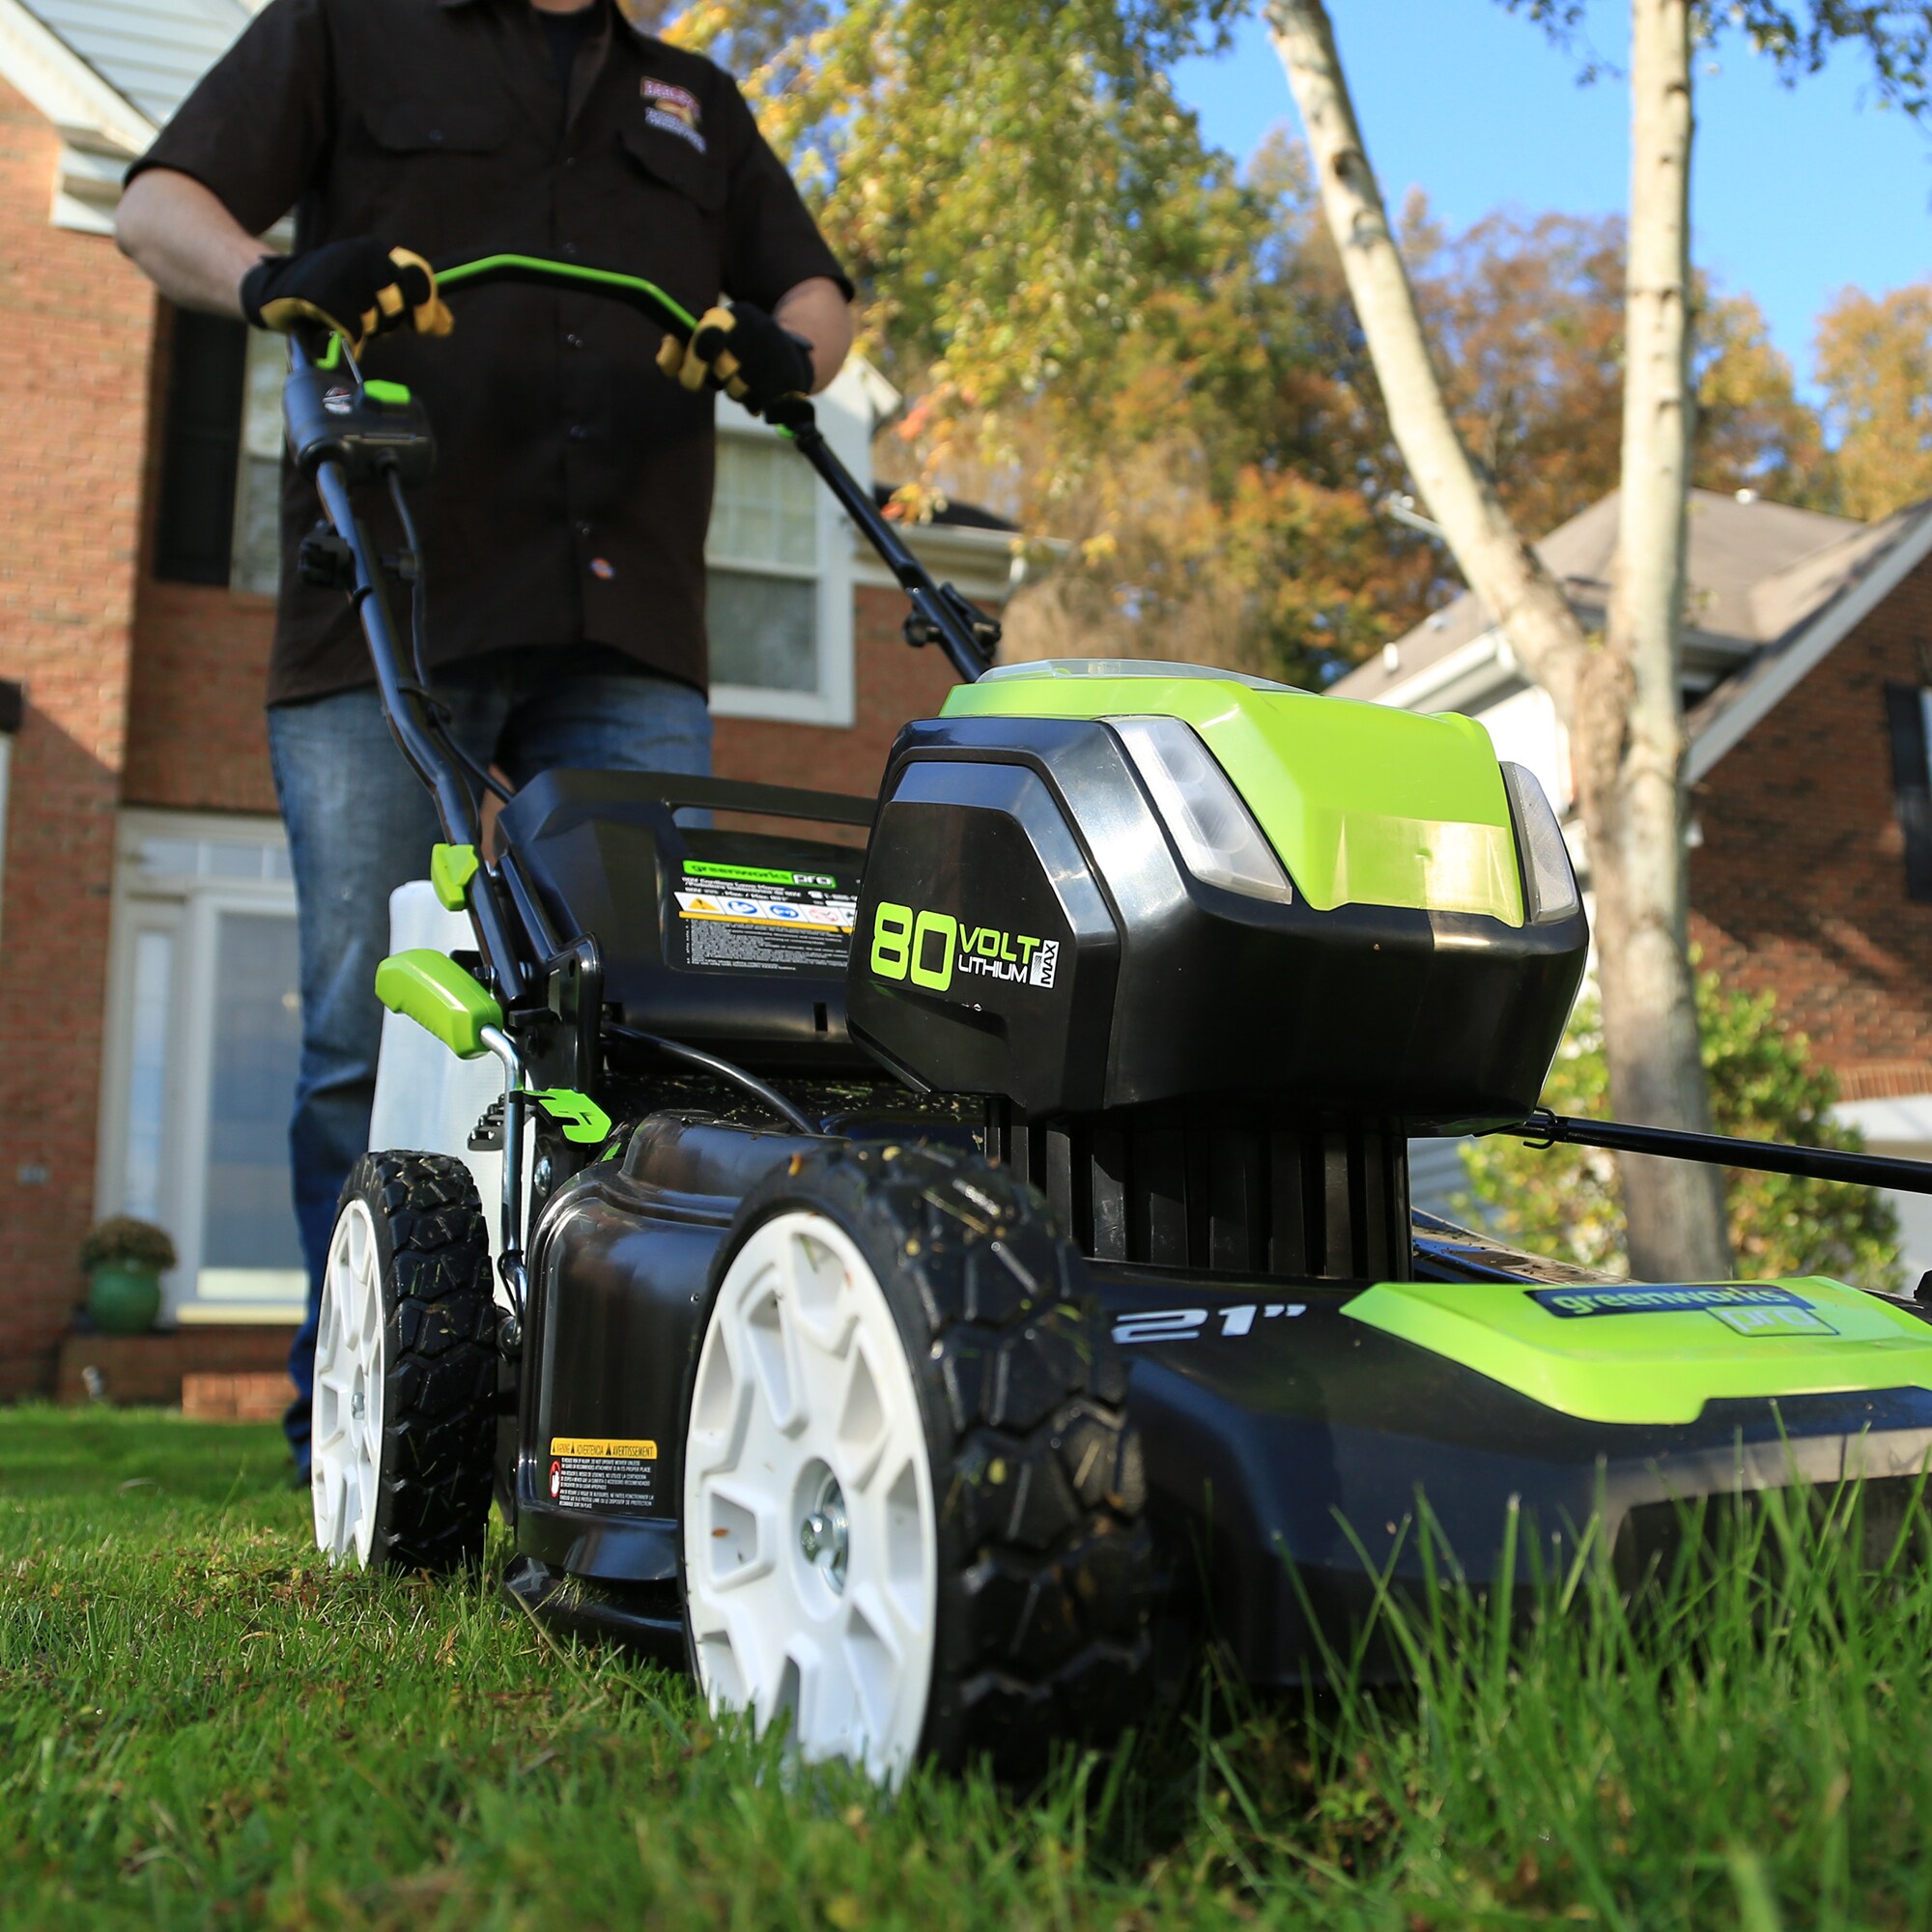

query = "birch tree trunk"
[
  {"left": 1266, "top": 0, "right": 1733, "bottom": 1281},
  {"left": 1587, "top": 0, "right": 1731, "bottom": 1279}
]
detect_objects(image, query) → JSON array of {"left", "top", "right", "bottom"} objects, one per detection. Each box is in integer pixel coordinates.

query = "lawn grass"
[{"left": 5, "top": 1404, "right": 1931, "bottom": 1929}]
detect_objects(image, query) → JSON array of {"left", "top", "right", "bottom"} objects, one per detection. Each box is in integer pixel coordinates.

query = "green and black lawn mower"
[{"left": 296, "top": 255, "right": 1932, "bottom": 1785}]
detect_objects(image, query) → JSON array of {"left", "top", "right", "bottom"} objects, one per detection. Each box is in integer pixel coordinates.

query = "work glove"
[
  {"left": 656, "top": 300, "right": 814, "bottom": 417},
  {"left": 240, "top": 238, "right": 454, "bottom": 357}
]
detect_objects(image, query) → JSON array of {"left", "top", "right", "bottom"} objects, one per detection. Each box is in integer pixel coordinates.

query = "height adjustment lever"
[
  {"left": 904, "top": 582, "right": 1002, "bottom": 667},
  {"left": 298, "top": 524, "right": 419, "bottom": 590}
]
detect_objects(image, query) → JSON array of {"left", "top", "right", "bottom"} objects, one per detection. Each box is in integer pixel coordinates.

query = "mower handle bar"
[{"left": 314, "top": 253, "right": 998, "bottom": 685}]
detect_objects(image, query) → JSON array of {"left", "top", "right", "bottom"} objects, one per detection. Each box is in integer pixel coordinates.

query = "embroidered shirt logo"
[{"left": 641, "top": 78, "right": 704, "bottom": 153}]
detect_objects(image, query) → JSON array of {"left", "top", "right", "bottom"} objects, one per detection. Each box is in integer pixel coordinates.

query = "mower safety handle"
[{"left": 424, "top": 252, "right": 996, "bottom": 684}]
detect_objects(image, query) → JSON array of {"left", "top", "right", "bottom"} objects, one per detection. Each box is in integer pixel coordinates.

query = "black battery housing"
[
  {"left": 845, "top": 716, "right": 1588, "bottom": 1124},
  {"left": 497, "top": 768, "right": 877, "bottom": 1073}
]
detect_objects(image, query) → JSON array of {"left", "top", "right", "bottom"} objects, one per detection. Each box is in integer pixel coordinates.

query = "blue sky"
[{"left": 1170, "top": 4, "right": 1932, "bottom": 395}]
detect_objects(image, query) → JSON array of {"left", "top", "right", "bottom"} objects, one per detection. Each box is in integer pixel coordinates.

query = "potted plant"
[{"left": 79, "top": 1217, "right": 177, "bottom": 1336}]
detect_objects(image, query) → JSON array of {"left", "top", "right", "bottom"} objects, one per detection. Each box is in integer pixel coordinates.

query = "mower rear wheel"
[
  {"left": 681, "top": 1144, "right": 1150, "bottom": 1784},
  {"left": 311, "top": 1151, "right": 497, "bottom": 1573}
]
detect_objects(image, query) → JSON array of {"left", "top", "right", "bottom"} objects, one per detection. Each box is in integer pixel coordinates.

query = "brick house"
[
  {"left": 1334, "top": 487, "right": 1932, "bottom": 1277},
  {"left": 0, "top": 0, "right": 1016, "bottom": 1398}
]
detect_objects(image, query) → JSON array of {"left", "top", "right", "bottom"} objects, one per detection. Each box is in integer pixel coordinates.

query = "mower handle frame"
[
  {"left": 285, "top": 251, "right": 1004, "bottom": 980},
  {"left": 313, "top": 253, "right": 1002, "bottom": 685}
]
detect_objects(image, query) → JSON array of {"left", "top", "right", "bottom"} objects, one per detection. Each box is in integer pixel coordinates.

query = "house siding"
[
  {"left": 1689, "top": 553, "right": 1932, "bottom": 1097},
  {"left": 0, "top": 76, "right": 157, "bottom": 1396}
]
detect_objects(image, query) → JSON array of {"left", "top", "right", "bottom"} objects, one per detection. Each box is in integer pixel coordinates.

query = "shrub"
[
  {"left": 79, "top": 1216, "right": 178, "bottom": 1274},
  {"left": 1459, "top": 972, "right": 1903, "bottom": 1289}
]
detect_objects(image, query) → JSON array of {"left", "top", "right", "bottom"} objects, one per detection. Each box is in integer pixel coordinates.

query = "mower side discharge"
[{"left": 1100, "top": 1269, "right": 1932, "bottom": 1685}]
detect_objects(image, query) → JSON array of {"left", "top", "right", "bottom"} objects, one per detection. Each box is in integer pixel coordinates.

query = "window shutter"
[
  {"left": 1884, "top": 681, "right": 1932, "bottom": 903},
  {"left": 153, "top": 306, "right": 248, "bottom": 585}
]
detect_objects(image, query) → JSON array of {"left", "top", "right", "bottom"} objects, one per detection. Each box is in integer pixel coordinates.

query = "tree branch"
[{"left": 1265, "top": 0, "right": 1595, "bottom": 724}]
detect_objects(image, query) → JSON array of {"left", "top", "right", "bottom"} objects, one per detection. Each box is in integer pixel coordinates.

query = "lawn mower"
[{"left": 294, "top": 255, "right": 1932, "bottom": 1784}]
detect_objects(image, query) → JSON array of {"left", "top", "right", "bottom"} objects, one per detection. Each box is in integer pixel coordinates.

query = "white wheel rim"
[
  {"left": 684, "top": 1210, "right": 939, "bottom": 1785},
  {"left": 311, "top": 1198, "right": 387, "bottom": 1569}
]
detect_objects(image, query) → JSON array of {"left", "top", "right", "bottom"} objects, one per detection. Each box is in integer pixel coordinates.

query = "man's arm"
[
  {"left": 116, "top": 168, "right": 261, "bottom": 318},
  {"left": 774, "top": 276, "right": 854, "bottom": 395}
]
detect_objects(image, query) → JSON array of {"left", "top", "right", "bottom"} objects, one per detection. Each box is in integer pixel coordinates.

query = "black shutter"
[
  {"left": 153, "top": 307, "right": 248, "bottom": 585},
  {"left": 1885, "top": 681, "right": 1932, "bottom": 903}
]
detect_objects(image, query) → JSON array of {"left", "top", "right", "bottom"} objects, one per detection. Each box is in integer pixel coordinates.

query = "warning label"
[
  {"left": 671, "top": 859, "right": 857, "bottom": 976},
  {"left": 547, "top": 1436, "right": 659, "bottom": 1513}
]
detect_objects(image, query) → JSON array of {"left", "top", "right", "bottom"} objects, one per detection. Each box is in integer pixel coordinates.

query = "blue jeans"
[{"left": 269, "top": 647, "right": 712, "bottom": 1466}]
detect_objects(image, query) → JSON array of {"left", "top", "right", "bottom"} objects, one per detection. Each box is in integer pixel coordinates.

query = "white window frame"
[
  {"left": 705, "top": 384, "right": 867, "bottom": 728},
  {"left": 97, "top": 810, "right": 304, "bottom": 1326}
]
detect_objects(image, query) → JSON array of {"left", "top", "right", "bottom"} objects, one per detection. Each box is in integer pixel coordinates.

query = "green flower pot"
[{"left": 88, "top": 1262, "right": 162, "bottom": 1336}]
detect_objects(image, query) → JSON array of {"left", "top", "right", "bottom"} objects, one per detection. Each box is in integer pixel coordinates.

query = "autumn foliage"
[{"left": 670, "top": 0, "right": 1921, "bottom": 684}]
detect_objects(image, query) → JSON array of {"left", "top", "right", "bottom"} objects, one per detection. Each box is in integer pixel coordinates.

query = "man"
[{"left": 115, "top": 0, "right": 854, "bottom": 1477}]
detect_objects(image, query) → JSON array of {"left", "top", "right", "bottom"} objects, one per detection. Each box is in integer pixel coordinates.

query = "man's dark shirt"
[
  {"left": 538, "top": 5, "right": 597, "bottom": 104},
  {"left": 131, "top": 0, "right": 849, "bottom": 705}
]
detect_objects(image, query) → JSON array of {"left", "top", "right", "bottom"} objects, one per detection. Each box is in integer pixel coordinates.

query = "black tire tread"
[
  {"left": 719, "top": 1141, "right": 1151, "bottom": 1777},
  {"left": 344, "top": 1151, "right": 497, "bottom": 1574}
]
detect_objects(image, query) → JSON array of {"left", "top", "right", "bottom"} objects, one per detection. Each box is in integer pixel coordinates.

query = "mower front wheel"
[
  {"left": 680, "top": 1145, "right": 1151, "bottom": 1785},
  {"left": 311, "top": 1151, "right": 498, "bottom": 1573}
]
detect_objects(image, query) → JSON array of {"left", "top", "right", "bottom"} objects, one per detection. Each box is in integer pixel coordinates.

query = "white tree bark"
[
  {"left": 1266, "top": 0, "right": 1733, "bottom": 1281},
  {"left": 1588, "top": 0, "right": 1730, "bottom": 1279},
  {"left": 1265, "top": 0, "right": 1593, "bottom": 721}
]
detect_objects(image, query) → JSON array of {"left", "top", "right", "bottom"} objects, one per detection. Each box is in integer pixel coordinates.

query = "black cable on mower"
[
  {"left": 1495, "top": 1108, "right": 1932, "bottom": 1197},
  {"left": 384, "top": 467, "right": 514, "bottom": 807},
  {"left": 603, "top": 1021, "right": 819, "bottom": 1136}
]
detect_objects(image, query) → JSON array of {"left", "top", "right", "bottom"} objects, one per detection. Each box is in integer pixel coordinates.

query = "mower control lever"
[
  {"left": 904, "top": 580, "right": 1003, "bottom": 664},
  {"left": 283, "top": 360, "right": 436, "bottom": 486}
]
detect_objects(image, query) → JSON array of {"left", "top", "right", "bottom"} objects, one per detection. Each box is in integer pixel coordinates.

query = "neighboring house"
[
  {"left": 1334, "top": 486, "right": 1932, "bottom": 1278},
  {"left": 0, "top": 0, "right": 1018, "bottom": 1397}
]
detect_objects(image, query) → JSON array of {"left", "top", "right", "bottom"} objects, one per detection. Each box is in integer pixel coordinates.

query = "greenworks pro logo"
[{"left": 869, "top": 903, "right": 1060, "bottom": 993}]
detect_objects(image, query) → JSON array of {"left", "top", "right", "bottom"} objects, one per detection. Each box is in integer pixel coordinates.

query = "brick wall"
[
  {"left": 55, "top": 1323, "right": 294, "bottom": 1406},
  {"left": 0, "top": 80, "right": 156, "bottom": 1398},
  {"left": 122, "top": 301, "right": 280, "bottom": 813},
  {"left": 1690, "top": 553, "right": 1932, "bottom": 1098},
  {"left": 121, "top": 578, "right": 280, "bottom": 811},
  {"left": 120, "top": 576, "right": 961, "bottom": 820}
]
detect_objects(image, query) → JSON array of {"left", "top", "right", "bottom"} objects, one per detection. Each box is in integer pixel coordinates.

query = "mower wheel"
[
  {"left": 311, "top": 1151, "right": 497, "bottom": 1573},
  {"left": 681, "top": 1143, "right": 1150, "bottom": 1784}
]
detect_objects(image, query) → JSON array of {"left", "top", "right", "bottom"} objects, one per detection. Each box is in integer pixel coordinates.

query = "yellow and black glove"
[
  {"left": 657, "top": 300, "right": 814, "bottom": 417},
  {"left": 240, "top": 239, "right": 453, "bottom": 357}
]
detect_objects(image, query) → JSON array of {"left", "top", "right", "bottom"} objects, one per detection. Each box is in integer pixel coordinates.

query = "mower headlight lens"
[
  {"left": 1499, "top": 761, "right": 1580, "bottom": 924},
  {"left": 1109, "top": 716, "right": 1293, "bottom": 902}
]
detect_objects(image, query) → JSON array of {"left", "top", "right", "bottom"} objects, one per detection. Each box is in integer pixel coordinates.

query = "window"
[
  {"left": 707, "top": 434, "right": 821, "bottom": 693},
  {"left": 0, "top": 679, "right": 18, "bottom": 948},
  {"left": 99, "top": 815, "right": 305, "bottom": 1325},
  {"left": 232, "top": 329, "right": 288, "bottom": 594},
  {"left": 704, "top": 397, "right": 861, "bottom": 726},
  {"left": 153, "top": 310, "right": 247, "bottom": 585},
  {"left": 1884, "top": 682, "right": 1932, "bottom": 903},
  {"left": 153, "top": 310, "right": 285, "bottom": 595}
]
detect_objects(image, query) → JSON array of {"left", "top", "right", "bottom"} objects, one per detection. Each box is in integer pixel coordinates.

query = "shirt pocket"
[
  {"left": 618, "top": 115, "right": 727, "bottom": 214},
  {"left": 363, "top": 99, "right": 509, "bottom": 157}
]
